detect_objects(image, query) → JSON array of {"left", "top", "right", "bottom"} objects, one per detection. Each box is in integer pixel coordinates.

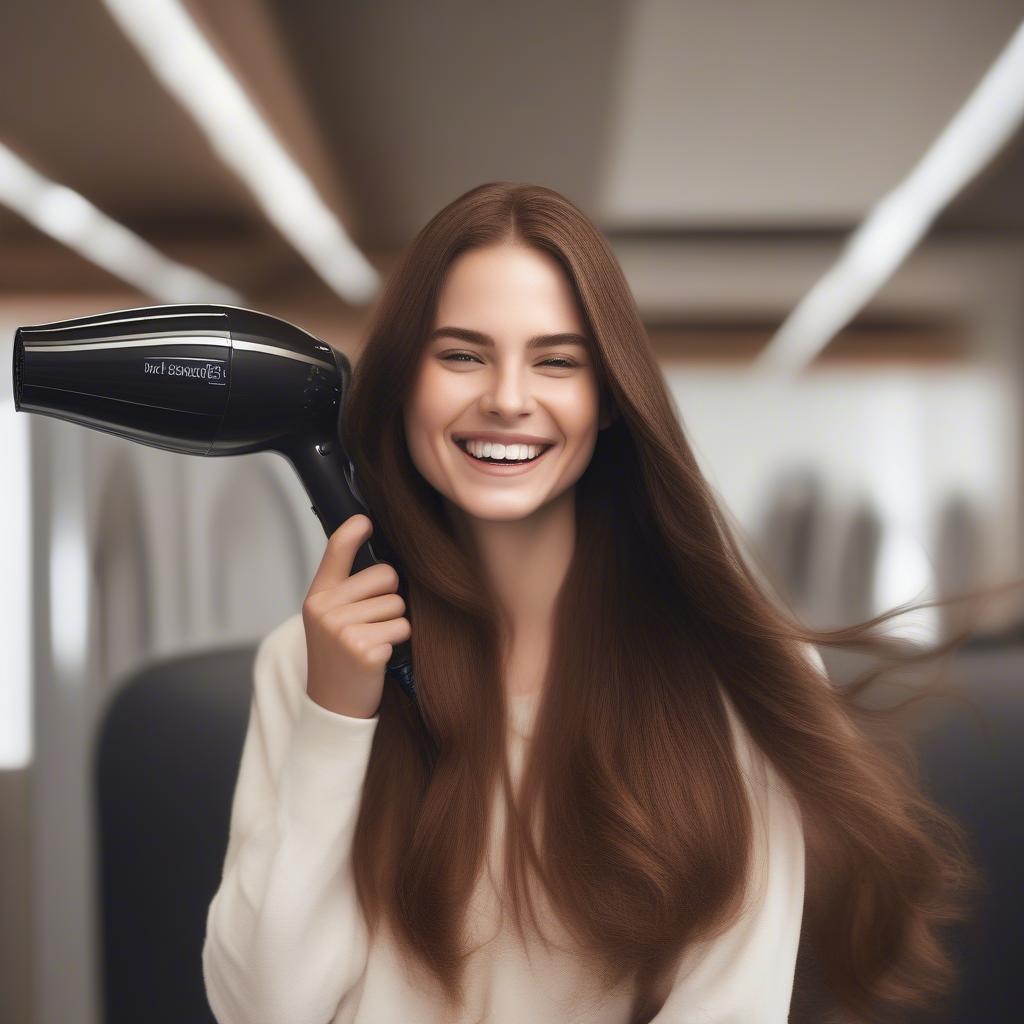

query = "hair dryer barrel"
[{"left": 13, "top": 304, "right": 341, "bottom": 457}]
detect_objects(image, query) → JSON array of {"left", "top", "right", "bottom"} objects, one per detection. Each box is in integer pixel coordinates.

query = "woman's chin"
[
  {"left": 463, "top": 501, "right": 544, "bottom": 523},
  {"left": 451, "top": 488, "right": 552, "bottom": 523}
]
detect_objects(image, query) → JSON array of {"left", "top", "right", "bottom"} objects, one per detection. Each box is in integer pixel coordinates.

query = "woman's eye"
[{"left": 440, "top": 351, "right": 578, "bottom": 369}]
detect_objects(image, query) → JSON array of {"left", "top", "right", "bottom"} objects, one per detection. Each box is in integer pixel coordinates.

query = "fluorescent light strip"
[
  {"left": 101, "top": 0, "right": 380, "bottom": 305},
  {"left": 756, "top": 18, "right": 1024, "bottom": 373},
  {"left": 0, "top": 142, "right": 241, "bottom": 304}
]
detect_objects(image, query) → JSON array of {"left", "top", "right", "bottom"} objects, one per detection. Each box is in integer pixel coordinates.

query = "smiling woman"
[{"left": 203, "top": 182, "right": 983, "bottom": 1024}]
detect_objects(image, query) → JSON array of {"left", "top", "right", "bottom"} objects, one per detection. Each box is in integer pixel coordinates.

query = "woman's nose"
[{"left": 480, "top": 363, "right": 535, "bottom": 416}]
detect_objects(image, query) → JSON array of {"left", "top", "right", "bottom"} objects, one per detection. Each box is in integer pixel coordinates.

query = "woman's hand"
[{"left": 302, "top": 513, "right": 411, "bottom": 719}]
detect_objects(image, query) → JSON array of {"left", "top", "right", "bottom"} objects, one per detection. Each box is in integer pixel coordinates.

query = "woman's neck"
[{"left": 450, "top": 487, "right": 576, "bottom": 692}]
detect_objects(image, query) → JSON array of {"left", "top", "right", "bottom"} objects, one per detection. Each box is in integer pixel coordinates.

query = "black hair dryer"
[{"left": 12, "top": 303, "right": 417, "bottom": 705}]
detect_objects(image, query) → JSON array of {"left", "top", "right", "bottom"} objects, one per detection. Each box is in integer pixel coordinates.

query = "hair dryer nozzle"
[{"left": 12, "top": 328, "right": 23, "bottom": 410}]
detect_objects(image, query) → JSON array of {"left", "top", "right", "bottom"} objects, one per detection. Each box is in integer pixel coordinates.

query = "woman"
[{"left": 203, "top": 182, "right": 981, "bottom": 1024}]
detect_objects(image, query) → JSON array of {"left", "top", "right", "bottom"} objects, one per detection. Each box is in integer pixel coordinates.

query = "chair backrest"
[
  {"left": 94, "top": 644, "right": 257, "bottom": 1024},
  {"left": 903, "top": 645, "right": 1024, "bottom": 1023}
]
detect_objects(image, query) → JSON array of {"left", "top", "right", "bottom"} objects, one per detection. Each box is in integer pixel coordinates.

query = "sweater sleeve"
[
  {"left": 202, "top": 611, "right": 380, "bottom": 1024},
  {"left": 653, "top": 647, "right": 820, "bottom": 1023}
]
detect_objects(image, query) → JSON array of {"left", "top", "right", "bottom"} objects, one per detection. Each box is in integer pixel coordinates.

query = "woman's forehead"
[{"left": 436, "top": 246, "right": 583, "bottom": 319}]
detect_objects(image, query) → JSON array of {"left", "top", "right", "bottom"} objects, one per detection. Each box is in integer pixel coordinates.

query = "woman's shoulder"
[
  {"left": 251, "top": 610, "right": 308, "bottom": 721},
  {"left": 718, "top": 642, "right": 823, "bottom": 800},
  {"left": 719, "top": 687, "right": 769, "bottom": 791},
  {"left": 801, "top": 641, "right": 827, "bottom": 677}
]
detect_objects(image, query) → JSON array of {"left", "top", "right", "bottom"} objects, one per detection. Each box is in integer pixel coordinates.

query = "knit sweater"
[{"left": 202, "top": 612, "right": 808, "bottom": 1023}]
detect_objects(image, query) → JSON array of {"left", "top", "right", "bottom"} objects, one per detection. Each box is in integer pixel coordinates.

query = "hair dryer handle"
[{"left": 280, "top": 437, "right": 417, "bottom": 705}]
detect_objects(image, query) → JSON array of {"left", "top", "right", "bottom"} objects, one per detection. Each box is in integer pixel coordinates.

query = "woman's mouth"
[{"left": 453, "top": 437, "right": 555, "bottom": 475}]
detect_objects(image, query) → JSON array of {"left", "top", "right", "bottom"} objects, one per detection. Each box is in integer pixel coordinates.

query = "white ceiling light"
[
  {"left": 101, "top": 0, "right": 380, "bottom": 306},
  {"left": 0, "top": 141, "right": 241, "bottom": 303},
  {"left": 756, "top": 19, "right": 1024, "bottom": 374}
]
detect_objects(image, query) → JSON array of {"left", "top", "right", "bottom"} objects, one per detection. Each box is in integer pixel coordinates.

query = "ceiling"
[{"left": 1, "top": 0, "right": 1022, "bottom": 315}]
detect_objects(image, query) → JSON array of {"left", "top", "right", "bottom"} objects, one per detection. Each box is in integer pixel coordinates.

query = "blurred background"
[{"left": 2, "top": 1, "right": 1023, "bottom": 1022}]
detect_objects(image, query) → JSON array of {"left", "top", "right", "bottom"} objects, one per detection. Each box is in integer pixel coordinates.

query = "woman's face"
[{"left": 403, "top": 243, "right": 609, "bottom": 524}]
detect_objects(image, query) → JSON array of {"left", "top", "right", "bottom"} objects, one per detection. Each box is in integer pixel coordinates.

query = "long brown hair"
[{"left": 343, "top": 181, "right": 1006, "bottom": 1022}]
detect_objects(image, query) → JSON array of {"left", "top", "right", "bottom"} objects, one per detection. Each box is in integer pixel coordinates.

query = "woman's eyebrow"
[{"left": 428, "top": 326, "right": 591, "bottom": 350}]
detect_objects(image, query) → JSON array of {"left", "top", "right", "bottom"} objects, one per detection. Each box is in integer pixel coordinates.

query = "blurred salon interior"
[{"left": 1, "top": 2, "right": 1023, "bottom": 1022}]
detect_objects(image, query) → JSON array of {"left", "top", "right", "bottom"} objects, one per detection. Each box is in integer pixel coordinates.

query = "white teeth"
[{"left": 460, "top": 439, "right": 548, "bottom": 461}]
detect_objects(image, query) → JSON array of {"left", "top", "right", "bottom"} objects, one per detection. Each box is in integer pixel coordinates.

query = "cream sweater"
[{"left": 202, "top": 612, "right": 807, "bottom": 1023}]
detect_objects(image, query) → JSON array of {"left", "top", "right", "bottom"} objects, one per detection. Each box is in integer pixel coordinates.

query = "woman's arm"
[
  {"left": 652, "top": 650, "right": 819, "bottom": 1023},
  {"left": 202, "top": 612, "right": 379, "bottom": 1024}
]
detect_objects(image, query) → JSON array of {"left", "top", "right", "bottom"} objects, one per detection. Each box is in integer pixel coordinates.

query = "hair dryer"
[{"left": 12, "top": 303, "right": 417, "bottom": 706}]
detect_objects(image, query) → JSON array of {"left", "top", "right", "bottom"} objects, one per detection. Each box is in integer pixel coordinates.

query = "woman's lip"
[
  {"left": 453, "top": 434, "right": 555, "bottom": 446},
  {"left": 453, "top": 439, "right": 554, "bottom": 475}
]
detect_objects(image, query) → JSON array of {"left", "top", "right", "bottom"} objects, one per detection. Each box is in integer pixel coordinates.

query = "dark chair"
[
  {"left": 94, "top": 644, "right": 257, "bottom": 1024},
  {"left": 905, "top": 645, "right": 1024, "bottom": 1023}
]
